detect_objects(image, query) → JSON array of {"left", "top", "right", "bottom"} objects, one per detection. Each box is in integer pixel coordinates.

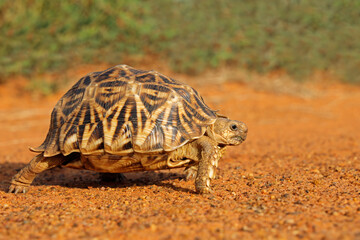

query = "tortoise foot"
[
  {"left": 196, "top": 178, "right": 214, "bottom": 194},
  {"left": 196, "top": 186, "right": 214, "bottom": 195},
  {"left": 184, "top": 166, "right": 197, "bottom": 181},
  {"left": 8, "top": 182, "right": 30, "bottom": 194}
]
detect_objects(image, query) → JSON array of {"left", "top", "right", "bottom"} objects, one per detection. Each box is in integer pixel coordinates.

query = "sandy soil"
[{"left": 0, "top": 71, "right": 359, "bottom": 240}]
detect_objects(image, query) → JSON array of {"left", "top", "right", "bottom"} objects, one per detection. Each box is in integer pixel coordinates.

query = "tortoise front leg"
[
  {"left": 9, "top": 153, "right": 65, "bottom": 194},
  {"left": 194, "top": 137, "right": 219, "bottom": 194},
  {"left": 185, "top": 146, "right": 225, "bottom": 181}
]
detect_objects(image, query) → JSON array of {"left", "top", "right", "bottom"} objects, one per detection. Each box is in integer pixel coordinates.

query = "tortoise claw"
[
  {"left": 185, "top": 170, "right": 197, "bottom": 181},
  {"left": 8, "top": 185, "right": 14, "bottom": 193},
  {"left": 184, "top": 166, "right": 198, "bottom": 181},
  {"left": 8, "top": 184, "right": 29, "bottom": 194}
]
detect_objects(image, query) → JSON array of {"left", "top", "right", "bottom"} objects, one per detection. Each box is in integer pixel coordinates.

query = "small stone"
[
  {"left": 312, "top": 179, "right": 321, "bottom": 185},
  {"left": 241, "top": 225, "right": 253, "bottom": 232},
  {"left": 150, "top": 224, "right": 157, "bottom": 231},
  {"left": 285, "top": 219, "right": 295, "bottom": 224}
]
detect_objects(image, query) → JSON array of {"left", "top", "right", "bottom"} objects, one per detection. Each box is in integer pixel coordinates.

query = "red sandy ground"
[{"left": 0, "top": 68, "right": 359, "bottom": 239}]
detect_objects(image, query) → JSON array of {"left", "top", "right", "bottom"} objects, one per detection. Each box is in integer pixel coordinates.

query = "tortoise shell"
[{"left": 31, "top": 65, "right": 217, "bottom": 157}]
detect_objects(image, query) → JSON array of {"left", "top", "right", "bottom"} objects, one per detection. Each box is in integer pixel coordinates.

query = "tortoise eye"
[{"left": 230, "top": 124, "right": 238, "bottom": 131}]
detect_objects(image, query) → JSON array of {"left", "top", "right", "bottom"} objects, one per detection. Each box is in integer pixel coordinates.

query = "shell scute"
[{"left": 135, "top": 73, "right": 156, "bottom": 83}]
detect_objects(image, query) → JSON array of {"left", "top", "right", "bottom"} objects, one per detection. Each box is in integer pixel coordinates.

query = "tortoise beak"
[
  {"left": 238, "top": 122, "right": 248, "bottom": 142},
  {"left": 232, "top": 135, "right": 246, "bottom": 144}
]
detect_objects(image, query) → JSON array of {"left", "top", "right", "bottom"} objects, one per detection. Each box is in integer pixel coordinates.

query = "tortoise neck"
[{"left": 205, "top": 124, "right": 229, "bottom": 146}]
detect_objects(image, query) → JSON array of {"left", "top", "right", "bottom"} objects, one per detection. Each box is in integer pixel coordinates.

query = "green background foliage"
[{"left": 1, "top": 0, "right": 360, "bottom": 83}]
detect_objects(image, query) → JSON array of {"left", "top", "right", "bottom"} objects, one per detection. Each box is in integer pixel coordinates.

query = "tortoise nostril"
[{"left": 240, "top": 123, "right": 248, "bottom": 133}]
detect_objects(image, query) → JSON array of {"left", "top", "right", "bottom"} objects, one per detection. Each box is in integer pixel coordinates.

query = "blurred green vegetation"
[{"left": 1, "top": 0, "right": 360, "bottom": 83}]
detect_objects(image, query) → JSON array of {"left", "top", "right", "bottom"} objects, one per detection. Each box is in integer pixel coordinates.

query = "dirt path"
[{"left": 0, "top": 76, "right": 359, "bottom": 239}]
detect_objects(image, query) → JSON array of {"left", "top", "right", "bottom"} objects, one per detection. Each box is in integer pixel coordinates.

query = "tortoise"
[{"left": 9, "top": 65, "right": 247, "bottom": 194}]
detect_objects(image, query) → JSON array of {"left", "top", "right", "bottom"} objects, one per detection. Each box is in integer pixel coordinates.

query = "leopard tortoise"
[{"left": 9, "top": 65, "right": 247, "bottom": 194}]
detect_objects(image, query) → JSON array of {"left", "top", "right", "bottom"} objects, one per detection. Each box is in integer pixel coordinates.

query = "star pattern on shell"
[{"left": 30, "top": 65, "right": 217, "bottom": 157}]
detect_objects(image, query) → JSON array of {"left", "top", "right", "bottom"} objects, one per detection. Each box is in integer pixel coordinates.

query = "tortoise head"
[{"left": 209, "top": 117, "right": 248, "bottom": 146}]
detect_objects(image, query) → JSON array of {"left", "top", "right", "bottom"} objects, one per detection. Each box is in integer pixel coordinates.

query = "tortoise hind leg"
[{"left": 9, "top": 153, "right": 65, "bottom": 194}]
